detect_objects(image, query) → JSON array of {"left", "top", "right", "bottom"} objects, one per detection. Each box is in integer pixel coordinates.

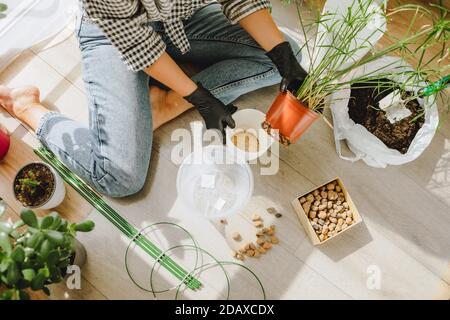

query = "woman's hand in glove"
[
  {"left": 184, "top": 84, "right": 237, "bottom": 143},
  {"left": 267, "top": 41, "right": 308, "bottom": 93}
]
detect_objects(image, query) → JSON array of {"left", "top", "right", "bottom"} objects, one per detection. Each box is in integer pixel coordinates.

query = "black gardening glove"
[
  {"left": 267, "top": 41, "right": 308, "bottom": 93},
  {"left": 185, "top": 84, "right": 237, "bottom": 143}
]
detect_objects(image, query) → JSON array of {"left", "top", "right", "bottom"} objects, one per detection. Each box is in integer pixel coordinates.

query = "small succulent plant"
[{"left": 0, "top": 203, "right": 95, "bottom": 300}]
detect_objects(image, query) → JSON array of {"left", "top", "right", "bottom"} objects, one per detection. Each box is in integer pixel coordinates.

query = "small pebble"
[
  {"left": 270, "top": 236, "right": 279, "bottom": 244},
  {"left": 232, "top": 232, "right": 241, "bottom": 241},
  {"left": 252, "top": 214, "right": 261, "bottom": 221},
  {"left": 257, "top": 247, "right": 266, "bottom": 254},
  {"left": 263, "top": 242, "right": 273, "bottom": 250},
  {"left": 267, "top": 207, "right": 277, "bottom": 214},
  {"left": 220, "top": 219, "right": 227, "bottom": 224},
  {"left": 306, "top": 194, "right": 314, "bottom": 202},
  {"left": 299, "top": 197, "right": 306, "bottom": 204},
  {"left": 302, "top": 202, "right": 311, "bottom": 214},
  {"left": 275, "top": 213, "right": 283, "bottom": 218},
  {"left": 318, "top": 211, "right": 327, "bottom": 220},
  {"left": 254, "top": 220, "right": 264, "bottom": 228},
  {"left": 326, "top": 183, "right": 335, "bottom": 191}
]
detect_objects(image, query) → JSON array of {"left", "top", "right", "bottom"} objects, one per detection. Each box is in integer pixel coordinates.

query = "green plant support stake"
[
  {"left": 418, "top": 75, "right": 450, "bottom": 97},
  {"left": 34, "top": 147, "right": 202, "bottom": 290}
]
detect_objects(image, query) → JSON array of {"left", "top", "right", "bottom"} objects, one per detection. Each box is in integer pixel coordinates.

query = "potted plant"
[
  {"left": 0, "top": 126, "right": 9, "bottom": 161},
  {"left": 13, "top": 162, "right": 66, "bottom": 209},
  {"left": 0, "top": 206, "right": 95, "bottom": 300},
  {"left": 264, "top": 0, "right": 449, "bottom": 147}
]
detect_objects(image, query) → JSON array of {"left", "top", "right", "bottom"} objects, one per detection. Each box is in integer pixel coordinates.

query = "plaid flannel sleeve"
[
  {"left": 82, "top": 0, "right": 166, "bottom": 71},
  {"left": 217, "top": 0, "right": 271, "bottom": 24}
]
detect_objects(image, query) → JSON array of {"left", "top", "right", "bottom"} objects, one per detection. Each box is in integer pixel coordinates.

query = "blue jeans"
[{"left": 36, "top": 3, "right": 301, "bottom": 197}]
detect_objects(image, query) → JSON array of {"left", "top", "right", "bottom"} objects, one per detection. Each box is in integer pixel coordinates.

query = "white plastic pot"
[
  {"left": 176, "top": 145, "right": 253, "bottom": 219},
  {"left": 225, "top": 109, "right": 274, "bottom": 162},
  {"left": 329, "top": 56, "right": 439, "bottom": 168},
  {"left": 14, "top": 162, "right": 66, "bottom": 210}
]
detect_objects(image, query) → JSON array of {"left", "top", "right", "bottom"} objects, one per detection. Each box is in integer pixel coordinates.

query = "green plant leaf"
[
  {"left": 57, "top": 220, "right": 68, "bottom": 232},
  {"left": 0, "top": 3, "right": 8, "bottom": 13},
  {"left": 39, "top": 239, "right": 52, "bottom": 259},
  {"left": 73, "top": 220, "right": 95, "bottom": 232},
  {"left": 27, "top": 231, "right": 44, "bottom": 249},
  {"left": 39, "top": 215, "right": 54, "bottom": 230},
  {"left": 6, "top": 262, "right": 20, "bottom": 285},
  {"left": 0, "top": 258, "right": 9, "bottom": 272},
  {"left": 1, "top": 289, "right": 13, "bottom": 300},
  {"left": 49, "top": 212, "right": 62, "bottom": 230},
  {"left": 11, "top": 246, "right": 25, "bottom": 263},
  {"left": 45, "top": 230, "right": 64, "bottom": 245},
  {"left": 20, "top": 210, "right": 38, "bottom": 228},
  {"left": 47, "top": 250, "right": 60, "bottom": 266},
  {"left": 30, "top": 272, "right": 46, "bottom": 291},
  {"left": 0, "top": 222, "right": 12, "bottom": 235},
  {"left": 22, "top": 268, "right": 36, "bottom": 282},
  {"left": 38, "top": 266, "right": 50, "bottom": 278},
  {"left": 0, "top": 232, "right": 11, "bottom": 254},
  {"left": 18, "top": 290, "right": 30, "bottom": 300}
]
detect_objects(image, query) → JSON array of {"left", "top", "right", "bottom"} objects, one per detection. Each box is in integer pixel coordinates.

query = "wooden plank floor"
[{"left": 0, "top": 0, "right": 449, "bottom": 299}]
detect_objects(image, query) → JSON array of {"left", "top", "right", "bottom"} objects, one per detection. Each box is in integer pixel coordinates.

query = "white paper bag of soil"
[{"left": 329, "top": 56, "right": 439, "bottom": 168}]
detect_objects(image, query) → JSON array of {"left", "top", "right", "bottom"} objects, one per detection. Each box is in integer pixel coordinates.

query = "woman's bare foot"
[
  {"left": 150, "top": 85, "right": 193, "bottom": 130},
  {"left": 0, "top": 85, "right": 49, "bottom": 131}
]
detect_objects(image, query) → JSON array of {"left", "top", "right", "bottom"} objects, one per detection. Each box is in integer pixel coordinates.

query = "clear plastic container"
[{"left": 176, "top": 145, "right": 253, "bottom": 219}]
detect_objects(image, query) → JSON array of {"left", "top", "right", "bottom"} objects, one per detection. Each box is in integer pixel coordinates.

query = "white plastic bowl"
[
  {"left": 176, "top": 145, "right": 253, "bottom": 219},
  {"left": 225, "top": 109, "right": 274, "bottom": 162}
]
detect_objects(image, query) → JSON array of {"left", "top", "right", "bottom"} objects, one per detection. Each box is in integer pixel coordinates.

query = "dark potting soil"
[
  {"left": 347, "top": 78, "right": 424, "bottom": 154},
  {"left": 14, "top": 163, "right": 55, "bottom": 207}
]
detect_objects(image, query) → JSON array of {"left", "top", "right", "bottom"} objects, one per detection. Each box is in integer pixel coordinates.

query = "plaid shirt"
[{"left": 82, "top": 0, "right": 271, "bottom": 71}]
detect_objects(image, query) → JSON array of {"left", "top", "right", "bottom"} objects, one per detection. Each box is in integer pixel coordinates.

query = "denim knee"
[{"left": 91, "top": 160, "right": 148, "bottom": 198}]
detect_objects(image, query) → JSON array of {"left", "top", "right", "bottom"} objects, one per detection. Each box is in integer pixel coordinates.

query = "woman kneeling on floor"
[{"left": 0, "top": 0, "right": 307, "bottom": 197}]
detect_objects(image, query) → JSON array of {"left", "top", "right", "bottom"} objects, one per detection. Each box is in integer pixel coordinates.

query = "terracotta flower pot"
[
  {"left": 0, "top": 127, "right": 10, "bottom": 161},
  {"left": 265, "top": 91, "right": 319, "bottom": 144}
]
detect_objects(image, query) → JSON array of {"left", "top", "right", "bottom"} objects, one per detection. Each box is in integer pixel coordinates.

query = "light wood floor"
[{"left": 0, "top": 1, "right": 449, "bottom": 299}]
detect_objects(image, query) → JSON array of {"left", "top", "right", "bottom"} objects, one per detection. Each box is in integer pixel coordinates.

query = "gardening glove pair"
[
  {"left": 267, "top": 41, "right": 308, "bottom": 93},
  {"left": 184, "top": 83, "right": 237, "bottom": 144}
]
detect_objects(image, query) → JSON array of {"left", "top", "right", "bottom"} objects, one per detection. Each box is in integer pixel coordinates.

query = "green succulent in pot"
[{"left": 0, "top": 204, "right": 95, "bottom": 300}]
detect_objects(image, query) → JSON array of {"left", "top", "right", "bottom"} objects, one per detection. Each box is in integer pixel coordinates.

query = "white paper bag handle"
[{"left": 334, "top": 130, "right": 363, "bottom": 162}]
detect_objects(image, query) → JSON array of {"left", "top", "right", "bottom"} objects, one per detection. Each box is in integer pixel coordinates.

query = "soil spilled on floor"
[{"left": 348, "top": 78, "right": 424, "bottom": 154}]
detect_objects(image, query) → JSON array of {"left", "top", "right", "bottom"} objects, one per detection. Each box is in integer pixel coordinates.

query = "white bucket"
[
  {"left": 176, "top": 145, "right": 253, "bottom": 219},
  {"left": 225, "top": 109, "right": 274, "bottom": 162}
]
